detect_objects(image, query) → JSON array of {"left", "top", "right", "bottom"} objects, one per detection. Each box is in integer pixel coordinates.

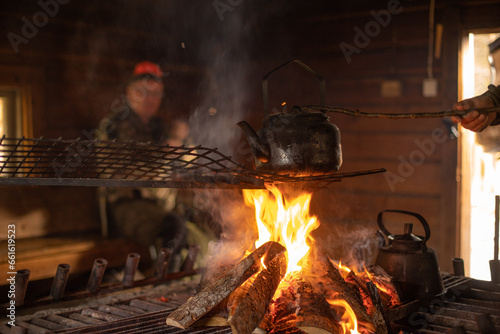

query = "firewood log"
[
  {"left": 302, "top": 247, "right": 374, "bottom": 330},
  {"left": 191, "top": 300, "right": 229, "bottom": 327},
  {"left": 166, "top": 241, "right": 286, "bottom": 329},
  {"left": 192, "top": 266, "right": 231, "bottom": 327},
  {"left": 271, "top": 272, "right": 343, "bottom": 334},
  {"left": 345, "top": 271, "right": 387, "bottom": 334},
  {"left": 227, "top": 252, "right": 287, "bottom": 334},
  {"left": 294, "top": 274, "right": 344, "bottom": 334},
  {"left": 366, "top": 281, "right": 389, "bottom": 334}
]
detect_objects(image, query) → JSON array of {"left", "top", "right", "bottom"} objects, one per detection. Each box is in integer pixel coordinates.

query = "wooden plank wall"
[{"left": 268, "top": 2, "right": 461, "bottom": 272}]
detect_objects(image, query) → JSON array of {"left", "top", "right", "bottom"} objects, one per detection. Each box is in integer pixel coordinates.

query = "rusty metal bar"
[
  {"left": 113, "top": 303, "right": 147, "bottom": 314},
  {"left": 46, "top": 314, "right": 86, "bottom": 328},
  {"left": 86, "top": 258, "right": 108, "bottom": 293},
  {"left": 122, "top": 253, "right": 140, "bottom": 288},
  {"left": 14, "top": 269, "right": 30, "bottom": 306},
  {"left": 15, "top": 321, "right": 49, "bottom": 334},
  {"left": 129, "top": 299, "right": 170, "bottom": 312},
  {"left": 97, "top": 305, "right": 136, "bottom": 318},
  {"left": 154, "top": 248, "right": 172, "bottom": 281},
  {"left": 30, "top": 318, "right": 66, "bottom": 331},
  {"left": 80, "top": 309, "right": 123, "bottom": 322},
  {"left": 68, "top": 313, "right": 105, "bottom": 325},
  {"left": 54, "top": 311, "right": 234, "bottom": 334},
  {"left": 419, "top": 312, "right": 479, "bottom": 332},
  {"left": 452, "top": 258, "right": 465, "bottom": 276},
  {"left": 181, "top": 244, "right": 200, "bottom": 272},
  {"left": 50, "top": 264, "right": 70, "bottom": 300},
  {"left": 446, "top": 301, "right": 500, "bottom": 315}
]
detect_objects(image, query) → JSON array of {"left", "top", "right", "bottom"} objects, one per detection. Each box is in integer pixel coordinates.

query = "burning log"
[
  {"left": 227, "top": 252, "right": 288, "bottom": 334},
  {"left": 366, "top": 266, "right": 402, "bottom": 309},
  {"left": 302, "top": 248, "right": 374, "bottom": 330},
  {"left": 365, "top": 281, "right": 390, "bottom": 334},
  {"left": 345, "top": 270, "right": 387, "bottom": 334},
  {"left": 271, "top": 272, "right": 343, "bottom": 334},
  {"left": 166, "top": 241, "right": 286, "bottom": 329}
]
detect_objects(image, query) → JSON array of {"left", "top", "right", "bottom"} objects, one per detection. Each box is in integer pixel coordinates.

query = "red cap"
[{"left": 130, "top": 61, "right": 164, "bottom": 81}]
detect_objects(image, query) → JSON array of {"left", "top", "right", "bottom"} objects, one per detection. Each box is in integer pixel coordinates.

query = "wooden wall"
[
  {"left": 1, "top": 0, "right": 500, "bottom": 275},
  {"left": 246, "top": 1, "right": 462, "bottom": 272}
]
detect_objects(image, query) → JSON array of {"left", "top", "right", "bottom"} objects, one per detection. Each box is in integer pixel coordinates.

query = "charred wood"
[
  {"left": 345, "top": 271, "right": 387, "bottom": 334},
  {"left": 366, "top": 281, "right": 390, "bottom": 334},
  {"left": 270, "top": 272, "right": 343, "bottom": 334},
  {"left": 303, "top": 247, "right": 374, "bottom": 329}
]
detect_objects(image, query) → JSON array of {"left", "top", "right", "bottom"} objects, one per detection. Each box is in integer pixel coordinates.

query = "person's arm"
[{"left": 451, "top": 85, "right": 500, "bottom": 132}]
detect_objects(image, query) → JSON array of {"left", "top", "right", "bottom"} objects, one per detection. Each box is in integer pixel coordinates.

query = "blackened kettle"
[
  {"left": 375, "top": 210, "right": 444, "bottom": 302},
  {"left": 237, "top": 59, "right": 342, "bottom": 176}
]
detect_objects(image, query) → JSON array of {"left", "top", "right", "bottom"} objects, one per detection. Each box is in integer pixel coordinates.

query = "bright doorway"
[{"left": 460, "top": 32, "right": 500, "bottom": 280}]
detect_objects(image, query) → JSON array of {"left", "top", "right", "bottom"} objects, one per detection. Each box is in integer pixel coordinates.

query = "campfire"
[{"left": 166, "top": 185, "right": 401, "bottom": 334}]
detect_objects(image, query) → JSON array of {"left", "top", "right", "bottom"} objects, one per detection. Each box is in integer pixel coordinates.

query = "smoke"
[
  {"left": 313, "top": 222, "right": 381, "bottom": 272},
  {"left": 185, "top": 4, "right": 265, "bottom": 275},
  {"left": 192, "top": 188, "right": 258, "bottom": 278},
  {"left": 187, "top": 5, "right": 257, "bottom": 158}
]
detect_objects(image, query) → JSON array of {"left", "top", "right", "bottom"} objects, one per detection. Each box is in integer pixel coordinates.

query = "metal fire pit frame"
[{"left": 0, "top": 137, "right": 386, "bottom": 189}]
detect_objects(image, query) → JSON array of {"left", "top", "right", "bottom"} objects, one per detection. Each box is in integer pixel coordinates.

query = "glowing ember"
[
  {"left": 327, "top": 299, "right": 360, "bottom": 334},
  {"left": 243, "top": 185, "right": 320, "bottom": 275}
]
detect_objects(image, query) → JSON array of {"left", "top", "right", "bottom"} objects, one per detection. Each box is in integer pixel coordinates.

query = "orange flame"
[
  {"left": 336, "top": 260, "right": 352, "bottom": 279},
  {"left": 327, "top": 299, "right": 359, "bottom": 334},
  {"left": 364, "top": 268, "right": 388, "bottom": 294},
  {"left": 243, "top": 185, "right": 320, "bottom": 275}
]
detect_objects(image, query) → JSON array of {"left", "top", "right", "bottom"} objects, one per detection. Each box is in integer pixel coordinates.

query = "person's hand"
[{"left": 451, "top": 95, "right": 496, "bottom": 132}]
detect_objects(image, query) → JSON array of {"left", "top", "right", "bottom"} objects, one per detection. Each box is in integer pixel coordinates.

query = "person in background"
[
  {"left": 97, "top": 61, "right": 188, "bottom": 271},
  {"left": 452, "top": 37, "right": 500, "bottom": 132}
]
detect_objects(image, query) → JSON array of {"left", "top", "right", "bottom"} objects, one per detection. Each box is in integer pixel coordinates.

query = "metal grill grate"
[
  {"left": 7, "top": 294, "right": 234, "bottom": 334},
  {"left": 390, "top": 275, "right": 500, "bottom": 333},
  {"left": 0, "top": 137, "right": 386, "bottom": 189}
]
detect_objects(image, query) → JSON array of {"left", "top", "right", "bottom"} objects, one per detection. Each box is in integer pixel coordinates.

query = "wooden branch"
[
  {"left": 227, "top": 252, "right": 287, "bottom": 334},
  {"left": 302, "top": 105, "right": 500, "bottom": 119},
  {"left": 166, "top": 241, "right": 286, "bottom": 329}
]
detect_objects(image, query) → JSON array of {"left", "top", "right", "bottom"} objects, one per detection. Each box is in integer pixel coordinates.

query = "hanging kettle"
[
  {"left": 375, "top": 209, "right": 445, "bottom": 302},
  {"left": 237, "top": 59, "right": 342, "bottom": 176}
]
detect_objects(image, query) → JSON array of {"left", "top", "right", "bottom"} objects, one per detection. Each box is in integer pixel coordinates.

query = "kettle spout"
[{"left": 237, "top": 121, "right": 270, "bottom": 163}]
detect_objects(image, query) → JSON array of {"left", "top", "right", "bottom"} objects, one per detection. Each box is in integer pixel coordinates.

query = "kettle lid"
[{"left": 389, "top": 223, "right": 425, "bottom": 251}]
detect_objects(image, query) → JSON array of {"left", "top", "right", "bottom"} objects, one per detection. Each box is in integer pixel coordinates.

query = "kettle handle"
[
  {"left": 262, "top": 59, "right": 325, "bottom": 117},
  {"left": 377, "top": 209, "right": 431, "bottom": 246}
]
